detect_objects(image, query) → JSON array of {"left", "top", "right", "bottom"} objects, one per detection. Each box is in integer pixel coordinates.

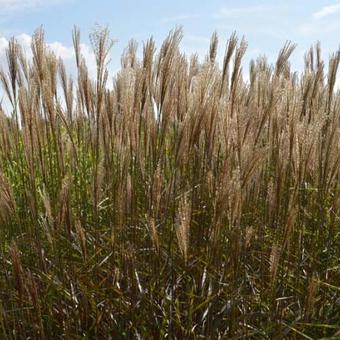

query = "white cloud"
[
  {"left": 0, "top": 37, "right": 8, "bottom": 50},
  {"left": 15, "top": 33, "right": 32, "bottom": 46},
  {"left": 214, "top": 5, "right": 278, "bottom": 19},
  {"left": 0, "top": 33, "right": 99, "bottom": 112},
  {"left": 314, "top": 4, "right": 340, "bottom": 19},
  {"left": 299, "top": 20, "right": 340, "bottom": 36},
  {"left": 184, "top": 34, "right": 210, "bottom": 44},
  {"left": 0, "top": 0, "right": 65, "bottom": 12},
  {"left": 0, "top": 33, "right": 96, "bottom": 77},
  {"left": 159, "top": 14, "right": 199, "bottom": 24}
]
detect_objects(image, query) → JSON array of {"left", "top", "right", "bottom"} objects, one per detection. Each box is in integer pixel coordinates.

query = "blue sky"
[{"left": 1, "top": 0, "right": 340, "bottom": 77}]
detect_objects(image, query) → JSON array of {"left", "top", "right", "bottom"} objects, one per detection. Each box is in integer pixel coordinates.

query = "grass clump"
[{"left": 0, "top": 26, "right": 339, "bottom": 338}]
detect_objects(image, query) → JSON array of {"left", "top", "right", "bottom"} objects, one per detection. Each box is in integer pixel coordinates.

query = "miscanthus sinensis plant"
[{"left": 0, "top": 26, "right": 339, "bottom": 339}]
